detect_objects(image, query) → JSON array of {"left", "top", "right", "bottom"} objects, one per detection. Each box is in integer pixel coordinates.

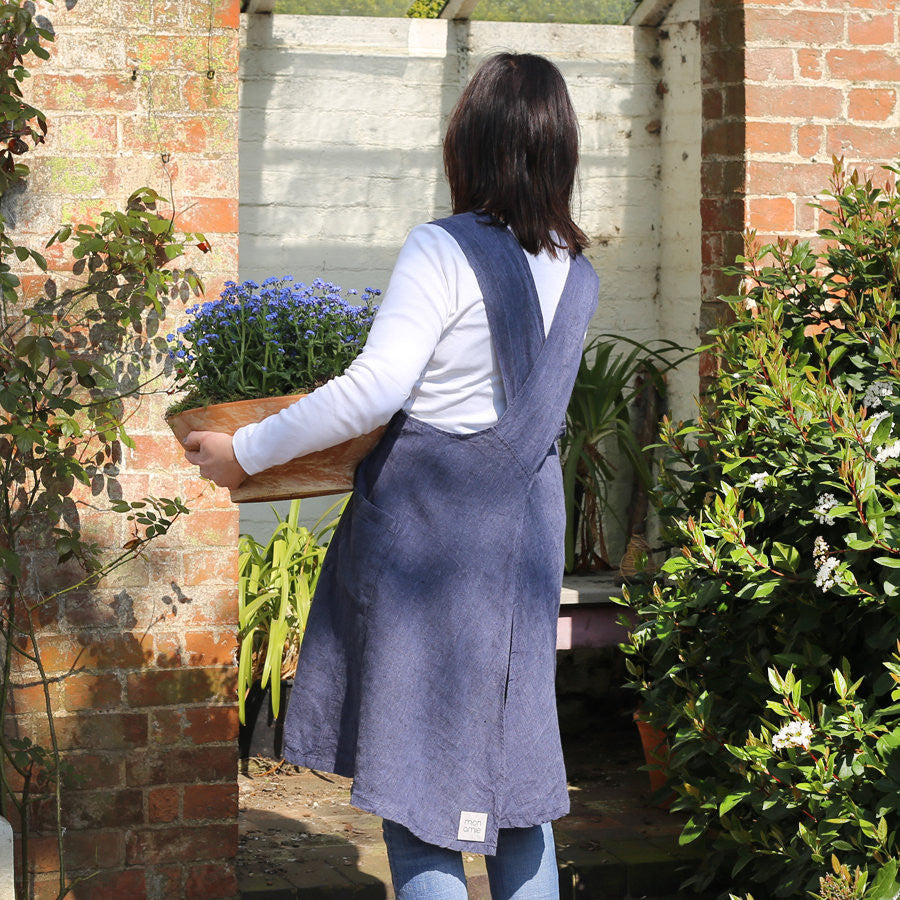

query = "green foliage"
[
  {"left": 274, "top": 0, "right": 633, "bottom": 23},
  {"left": 473, "top": 0, "right": 633, "bottom": 24},
  {"left": 561, "top": 335, "right": 688, "bottom": 573},
  {"left": 0, "top": 1, "right": 51, "bottom": 194},
  {"left": 238, "top": 498, "right": 343, "bottom": 723},
  {"left": 618, "top": 159, "right": 900, "bottom": 898},
  {"left": 405, "top": 0, "right": 443, "bottom": 16}
]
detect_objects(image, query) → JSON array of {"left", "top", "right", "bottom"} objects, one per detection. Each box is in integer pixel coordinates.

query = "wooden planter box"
[{"left": 166, "top": 395, "right": 385, "bottom": 503}]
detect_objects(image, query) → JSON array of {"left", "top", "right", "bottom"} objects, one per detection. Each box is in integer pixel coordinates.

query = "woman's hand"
[{"left": 182, "top": 431, "right": 249, "bottom": 490}]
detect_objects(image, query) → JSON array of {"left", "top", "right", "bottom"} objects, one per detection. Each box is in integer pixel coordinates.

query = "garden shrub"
[{"left": 620, "top": 159, "right": 900, "bottom": 899}]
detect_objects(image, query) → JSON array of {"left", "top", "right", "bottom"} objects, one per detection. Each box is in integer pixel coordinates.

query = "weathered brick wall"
[
  {"left": 5, "top": 1, "right": 241, "bottom": 897},
  {"left": 700, "top": 0, "right": 899, "bottom": 380}
]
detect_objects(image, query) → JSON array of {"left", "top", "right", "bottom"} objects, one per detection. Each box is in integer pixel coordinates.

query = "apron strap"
[
  {"left": 432, "top": 212, "right": 545, "bottom": 404},
  {"left": 432, "top": 213, "right": 598, "bottom": 475}
]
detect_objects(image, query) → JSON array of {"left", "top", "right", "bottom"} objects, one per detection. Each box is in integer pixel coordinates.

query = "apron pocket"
[{"left": 336, "top": 491, "right": 401, "bottom": 605}]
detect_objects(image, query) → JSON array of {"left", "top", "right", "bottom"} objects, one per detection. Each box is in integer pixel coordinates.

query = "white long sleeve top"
[{"left": 232, "top": 223, "right": 571, "bottom": 476}]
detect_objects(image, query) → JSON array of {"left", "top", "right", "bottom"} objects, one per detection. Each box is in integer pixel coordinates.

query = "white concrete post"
[{"left": 0, "top": 816, "right": 14, "bottom": 900}]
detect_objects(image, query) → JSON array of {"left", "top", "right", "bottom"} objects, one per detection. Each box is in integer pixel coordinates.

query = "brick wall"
[
  {"left": 700, "top": 0, "right": 899, "bottom": 380},
  {"left": 5, "top": 1, "right": 241, "bottom": 897}
]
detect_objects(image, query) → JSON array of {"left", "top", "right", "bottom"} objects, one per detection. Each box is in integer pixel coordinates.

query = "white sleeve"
[{"left": 231, "top": 224, "right": 454, "bottom": 476}]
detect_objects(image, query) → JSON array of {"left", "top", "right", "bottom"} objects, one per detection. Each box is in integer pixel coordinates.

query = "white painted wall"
[{"left": 237, "top": 12, "right": 701, "bottom": 543}]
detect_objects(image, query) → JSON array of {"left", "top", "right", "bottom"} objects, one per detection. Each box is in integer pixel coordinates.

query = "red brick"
[
  {"left": 703, "top": 120, "right": 747, "bottom": 158},
  {"left": 153, "top": 632, "right": 184, "bottom": 668},
  {"left": 175, "top": 197, "right": 238, "bottom": 235},
  {"left": 748, "top": 197, "right": 796, "bottom": 232},
  {"left": 185, "top": 861, "right": 238, "bottom": 900},
  {"left": 848, "top": 87, "right": 896, "bottom": 121},
  {"left": 145, "top": 865, "right": 184, "bottom": 898},
  {"left": 746, "top": 120, "right": 792, "bottom": 154},
  {"left": 126, "top": 666, "right": 235, "bottom": 708},
  {"left": 6, "top": 680, "right": 62, "bottom": 715},
  {"left": 185, "top": 705, "right": 239, "bottom": 745},
  {"left": 29, "top": 74, "right": 138, "bottom": 112},
  {"left": 127, "top": 745, "right": 237, "bottom": 788},
  {"left": 63, "top": 789, "right": 144, "bottom": 829},
  {"left": 182, "top": 551, "right": 238, "bottom": 588},
  {"left": 148, "top": 786, "right": 181, "bottom": 823},
  {"left": 29, "top": 830, "right": 125, "bottom": 873},
  {"left": 183, "top": 782, "right": 238, "bottom": 821},
  {"left": 64, "top": 672, "right": 123, "bottom": 710},
  {"left": 826, "top": 48, "right": 900, "bottom": 81},
  {"left": 825, "top": 124, "right": 900, "bottom": 161},
  {"left": 797, "top": 48, "right": 825, "bottom": 79},
  {"left": 745, "top": 47, "right": 794, "bottom": 81},
  {"left": 121, "top": 114, "right": 237, "bottom": 158},
  {"left": 171, "top": 509, "right": 240, "bottom": 548},
  {"left": 185, "top": 631, "right": 237, "bottom": 666},
  {"left": 125, "top": 824, "right": 238, "bottom": 865},
  {"left": 702, "top": 87, "right": 724, "bottom": 120},
  {"left": 64, "top": 752, "right": 125, "bottom": 791},
  {"left": 745, "top": 10, "right": 844, "bottom": 45},
  {"left": 746, "top": 85, "right": 843, "bottom": 119},
  {"left": 42, "top": 633, "right": 148, "bottom": 675},
  {"left": 701, "top": 197, "right": 747, "bottom": 234},
  {"left": 67, "top": 867, "right": 147, "bottom": 899},
  {"left": 797, "top": 124, "right": 824, "bottom": 157},
  {"left": 44, "top": 115, "right": 119, "bottom": 155},
  {"left": 702, "top": 49, "right": 745, "bottom": 85},
  {"left": 747, "top": 160, "right": 834, "bottom": 195},
  {"left": 183, "top": 74, "right": 239, "bottom": 112},
  {"left": 150, "top": 707, "right": 186, "bottom": 744},
  {"left": 36, "top": 711, "right": 149, "bottom": 752},
  {"left": 848, "top": 11, "right": 894, "bottom": 43},
  {"left": 702, "top": 159, "right": 747, "bottom": 196}
]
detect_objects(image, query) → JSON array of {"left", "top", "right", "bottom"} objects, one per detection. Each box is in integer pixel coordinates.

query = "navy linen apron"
[{"left": 282, "top": 212, "right": 599, "bottom": 855}]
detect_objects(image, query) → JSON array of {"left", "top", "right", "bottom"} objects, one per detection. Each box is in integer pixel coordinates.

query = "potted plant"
[
  {"left": 165, "top": 276, "right": 383, "bottom": 502},
  {"left": 237, "top": 496, "right": 343, "bottom": 759}
]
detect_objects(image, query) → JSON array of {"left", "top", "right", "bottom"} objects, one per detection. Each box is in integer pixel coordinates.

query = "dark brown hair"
[{"left": 443, "top": 53, "right": 588, "bottom": 257}]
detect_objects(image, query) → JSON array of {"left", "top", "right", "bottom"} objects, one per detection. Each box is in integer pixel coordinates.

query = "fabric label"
[{"left": 457, "top": 811, "right": 488, "bottom": 842}]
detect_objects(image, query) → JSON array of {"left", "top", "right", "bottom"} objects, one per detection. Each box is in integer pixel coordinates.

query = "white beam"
[
  {"left": 438, "top": 0, "right": 481, "bottom": 20},
  {"left": 627, "top": 0, "right": 675, "bottom": 26}
]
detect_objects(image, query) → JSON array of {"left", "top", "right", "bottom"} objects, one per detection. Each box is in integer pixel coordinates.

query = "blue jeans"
[{"left": 382, "top": 819, "right": 559, "bottom": 900}]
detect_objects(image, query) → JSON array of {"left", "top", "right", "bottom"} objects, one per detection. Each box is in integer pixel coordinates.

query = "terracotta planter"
[
  {"left": 166, "top": 394, "right": 385, "bottom": 503},
  {"left": 633, "top": 709, "right": 670, "bottom": 797}
]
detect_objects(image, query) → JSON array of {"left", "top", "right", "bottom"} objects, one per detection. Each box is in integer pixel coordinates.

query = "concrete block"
[{"left": 0, "top": 817, "right": 13, "bottom": 900}]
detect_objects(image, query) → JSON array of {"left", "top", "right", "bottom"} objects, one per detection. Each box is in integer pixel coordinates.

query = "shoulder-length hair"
[{"left": 443, "top": 53, "right": 588, "bottom": 257}]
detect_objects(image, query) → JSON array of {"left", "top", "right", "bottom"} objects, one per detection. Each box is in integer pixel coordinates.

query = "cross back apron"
[{"left": 282, "top": 212, "right": 599, "bottom": 854}]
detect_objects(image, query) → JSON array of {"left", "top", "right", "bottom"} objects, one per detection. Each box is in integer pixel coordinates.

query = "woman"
[{"left": 184, "top": 53, "right": 598, "bottom": 900}]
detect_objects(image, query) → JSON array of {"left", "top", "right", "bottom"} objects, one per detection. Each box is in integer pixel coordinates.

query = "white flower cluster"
[
  {"left": 748, "top": 472, "right": 766, "bottom": 493},
  {"left": 813, "top": 493, "right": 837, "bottom": 525},
  {"left": 876, "top": 441, "right": 900, "bottom": 464},
  {"left": 772, "top": 719, "right": 813, "bottom": 751},
  {"left": 813, "top": 535, "right": 839, "bottom": 592},
  {"left": 864, "top": 380, "right": 893, "bottom": 409}
]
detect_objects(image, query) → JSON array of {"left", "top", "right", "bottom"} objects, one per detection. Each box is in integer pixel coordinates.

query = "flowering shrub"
[
  {"left": 167, "top": 276, "right": 379, "bottom": 411},
  {"left": 619, "top": 160, "right": 900, "bottom": 898}
]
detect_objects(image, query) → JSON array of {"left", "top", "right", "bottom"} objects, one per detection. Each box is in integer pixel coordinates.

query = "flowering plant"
[
  {"left": 167, "top": 276, "right": 379, "bottom": 412},
  {"left": 619, "top": 159, "right": 900, "bottom": 898}
]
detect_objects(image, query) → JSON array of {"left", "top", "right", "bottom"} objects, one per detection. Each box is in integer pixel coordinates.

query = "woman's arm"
[{"left": 191, "top": 225, "right": 454, "bottom": 482}]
